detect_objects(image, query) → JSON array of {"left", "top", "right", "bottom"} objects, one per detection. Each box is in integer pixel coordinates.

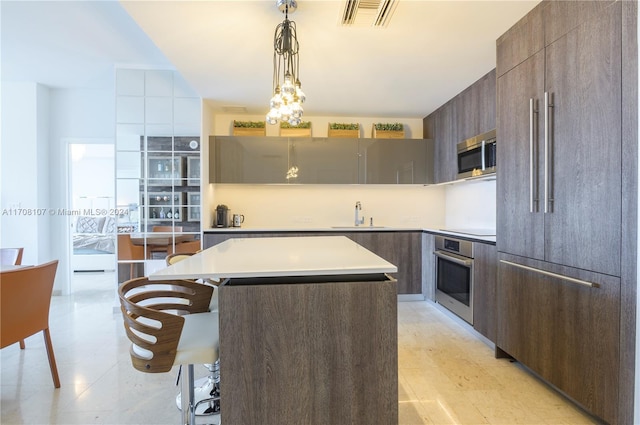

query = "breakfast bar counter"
[{"left": 150, "top": 236, "right": 399, "bottom": 425}]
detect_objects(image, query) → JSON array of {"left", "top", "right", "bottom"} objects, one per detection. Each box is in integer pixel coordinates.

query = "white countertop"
[
  {"left": 204, "top": 226, "right": 496, "bottom": 244},
  {"left": 149, "top": 235, "right": 397, "bottom": 281}
]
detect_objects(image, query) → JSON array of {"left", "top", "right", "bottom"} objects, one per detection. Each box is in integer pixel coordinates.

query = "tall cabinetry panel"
[
  {"left": 496, "top": 3, "right": 623, "bottom": 423},
  {"left": 543, "top": 7, "right": 621, "bottom": 275},
  {"left": 115, "top": 69, "right": 202, "bottom": 283},
  {"left": 496, "top": 51, "right": 545, "bottom": 260},
  {"left": 497, "top": 2, "right": 621, "bottom": 276}
]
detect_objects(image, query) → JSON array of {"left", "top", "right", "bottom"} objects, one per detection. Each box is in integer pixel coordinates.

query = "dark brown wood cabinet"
[
  {"left": 457, "top": 69, "right": 496, "bottom": 142},
  {"left": 496, "top": 2, "right": 629, "bottom": 423},
  {"left": 497, "top": 253, "right": 620, "bottom": 424},
  {"left": 432, "top": 101, "right": 458, "bottom": 184},
  {"left": 204, "top": 230, "right": 423, "bottom": 295},
  {"left": 496, "top": 3, "right": 543, "bottom": 78},
  {"left": 219, "top": 274, "right": 398, "bottom": 425},
  {"left": 424, "top": 69, "right": 496, "bottom": 184},
  {"left": 348, "top": 231, "right": 422, "bottom": 295},
  {"left": 472, "top": 242, "right": 497, "bottom": 342},
  {"left": 497, "top": 1, "right": 622, "bottom": 276}
]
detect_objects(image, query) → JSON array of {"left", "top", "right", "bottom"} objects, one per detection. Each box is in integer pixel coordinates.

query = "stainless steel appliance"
[
  {"left": 215, "top": 204, "right": 230, "bottom": 228},
  {"left": 457, "top": 129, "right": 496, "bottom": 179},
  {"left": 434, "top": 235, "right": 474, "bottom": 324}
]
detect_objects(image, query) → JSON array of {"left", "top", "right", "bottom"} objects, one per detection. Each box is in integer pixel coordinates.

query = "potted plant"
[
  {"left": 328, "top": 122, "right": 360, "bottom": 138},
  {"left": 280, "top": 121, "right": 312, "bottom": 137},
  {"left": 372, "top": 122, "right": 405, "bottom": 139},
  {"left": 232, "top": 120, "right": 266, "bottom": 136}
]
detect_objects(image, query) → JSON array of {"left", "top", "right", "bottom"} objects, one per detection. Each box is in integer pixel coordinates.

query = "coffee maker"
[{"left": 215, "top": 204, "right": 230, "bottom": 228}]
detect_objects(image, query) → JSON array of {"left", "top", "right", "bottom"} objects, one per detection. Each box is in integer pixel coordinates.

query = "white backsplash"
[
  {"left": 444, "top": 179, "right": 497, "bottom": 230},
  {"left": 210, "top": 184, "right": 446, "bottom": 229}
]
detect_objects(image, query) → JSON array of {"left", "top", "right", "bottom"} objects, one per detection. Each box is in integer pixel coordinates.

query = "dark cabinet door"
[
  {"left": 477, "top": 69, "right": 496, "bottom": 135},
  {"left": 497, "top": 254, "right": 620, "bottom": 424},
  {"left": 497, "top": 3, "right": 621, "bottom": 277},
  {"left": 472, "top": 242, "right": 497, "bottom": 342},
  {"left": 434, "top": 102, "right": 458, "bottom": 184},
  {"left": 543, "top": 3, "right": 621, "bottom": 276},
  {"left": 496, "top": 2, "right": 544, "bottom": 78},
  {"left": 457, "top": 70, "right": 497, "bottom": 144},
  {"left": 496, "top": 50, "right": 545, "bottom": 260},
  {"left": 348, "top": 232, "right": 422, "bottom": 295}
]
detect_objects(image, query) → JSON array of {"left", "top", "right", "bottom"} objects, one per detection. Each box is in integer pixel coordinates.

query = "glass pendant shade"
[{"left": 267, "top": 0, "right": 305, "bottom": 126}]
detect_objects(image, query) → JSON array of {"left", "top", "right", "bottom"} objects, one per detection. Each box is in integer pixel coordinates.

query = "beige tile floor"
[{"left": 1, "top": 271, "right": 598, "bottom": 425}]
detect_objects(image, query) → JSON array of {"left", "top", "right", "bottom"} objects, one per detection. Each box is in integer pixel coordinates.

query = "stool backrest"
[{"left": 118, "top": 277, "right": 213, "bottom": 373}]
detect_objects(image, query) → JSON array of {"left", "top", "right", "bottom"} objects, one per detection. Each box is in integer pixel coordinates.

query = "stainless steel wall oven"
[{"left": 434, "top": 235, "right": 474, "bottom": 324}]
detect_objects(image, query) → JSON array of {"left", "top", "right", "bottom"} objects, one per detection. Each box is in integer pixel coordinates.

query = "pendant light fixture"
[{"left": 266, "top": 0, "right": 306, "bottom": 126}]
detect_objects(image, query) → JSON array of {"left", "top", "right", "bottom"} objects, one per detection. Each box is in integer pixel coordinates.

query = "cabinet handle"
[
  {"left": 544, "top": 92, "right": 554, "bottom": 214},
  {"left": 500, "top": 259, "right": 598, "bottom": 288},
  {"left": 529, "top": 98, "right": 537, "bottom": 213},
  {"left": 434, "top": 251, "right": 473, "bottom": 267}
]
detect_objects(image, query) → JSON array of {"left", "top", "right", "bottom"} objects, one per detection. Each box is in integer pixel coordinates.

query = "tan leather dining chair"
[
  {"left": 1, "top": 247, "right": 26, "bottom": 348},
  {"left": 149, "top": 226, "right": 184, "bottom": 259},
  {"left": 119, "top": 277, "right": 220, "bottom": 423},
  {"left": 117, "top": 234, "right": 145, "bottom": 280},
  {"left": 0, "top": 260, "right": 60, "bottom": 388}
]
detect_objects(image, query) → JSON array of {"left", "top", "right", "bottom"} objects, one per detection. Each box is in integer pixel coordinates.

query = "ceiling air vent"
[
  {"left": 221, "top": 106, "right": 248, "bottom": 113},
  {"left": 341, "top": 0, "right": 398, "bottom": 27}
]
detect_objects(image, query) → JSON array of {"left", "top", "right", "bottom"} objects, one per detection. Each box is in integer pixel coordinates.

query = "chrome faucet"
[{"left": 354, "top": 201, "right": 364, "bottom": 226}]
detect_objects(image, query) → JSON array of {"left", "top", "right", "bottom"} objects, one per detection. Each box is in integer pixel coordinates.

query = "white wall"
[
  {"left": 210, "top": 184, "right": 446, "bottom": 229},
  {"left": 1, "top": 82, "right": 51, "bottom": 266},
  {"left": 48, "top": 87, "right": 115, "bottom": 294},
  {"left": 444, "top": 179, "right": 496, "bottom": 230}
]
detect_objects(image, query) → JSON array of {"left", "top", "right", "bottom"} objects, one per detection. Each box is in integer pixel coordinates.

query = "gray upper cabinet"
[
  {"left": 210, "top": 136, "right": 288, "bottom": 184},
  {"left": 359, "top": 138, "right": 433, "bottom": 184},
  {"left": 289, "top": 138, "right": 359, "bottom": 184},
  {"left": 210, "top": 136, "right": 433, "bottom": 185}
]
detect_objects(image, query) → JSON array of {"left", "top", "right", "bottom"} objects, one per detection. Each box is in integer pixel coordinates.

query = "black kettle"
[{"left": 215, "top": 205, "right": 230, "bottom": 228}]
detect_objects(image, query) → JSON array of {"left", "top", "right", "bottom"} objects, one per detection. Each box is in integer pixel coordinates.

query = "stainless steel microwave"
[{"left": 457, "top": 129, "right": 496, "bottom": 179}]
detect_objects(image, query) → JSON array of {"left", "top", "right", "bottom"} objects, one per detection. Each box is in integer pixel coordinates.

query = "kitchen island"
[{"left": 150, "top": 236, "right": 398, "bottom": 425}]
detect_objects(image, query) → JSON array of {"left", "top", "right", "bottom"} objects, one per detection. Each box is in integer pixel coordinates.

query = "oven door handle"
[{"left": 434, "top": 250, "right": 473, "bottom": 267}]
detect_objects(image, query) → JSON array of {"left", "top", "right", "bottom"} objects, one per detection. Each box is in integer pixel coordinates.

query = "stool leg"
[
  {"left": 179, "top": 365, "right": 196, "bottom": 425},
  {"left": 188, "top": 364, "right": 196, "bottom": 425}
]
